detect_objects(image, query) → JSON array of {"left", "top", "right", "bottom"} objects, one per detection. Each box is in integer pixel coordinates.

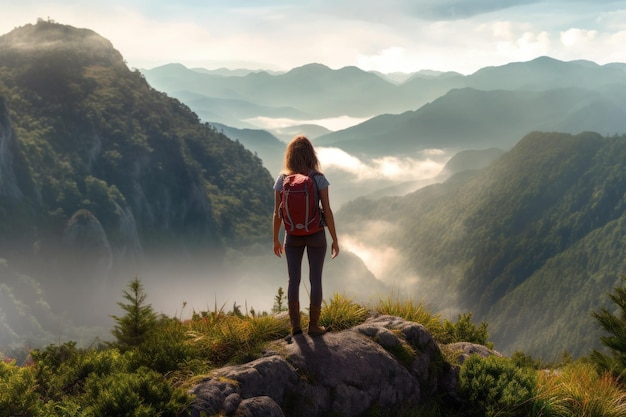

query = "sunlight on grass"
[
  {"left": 536, "top": 362, "right": 626, "bottom": 417},
  {"left": 375, "top": 296, "right": 445, "bottom": 341},
  {"left": 185, "top": 309, "right": 288, "bottom": 366},
  {"left": 318, "top": 293, "right": 370, "bottom": 331}
]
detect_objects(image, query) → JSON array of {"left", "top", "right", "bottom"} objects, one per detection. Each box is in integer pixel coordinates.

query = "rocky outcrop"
[{"left": 187, "top": 315, "right": 500, "bottom": 417}]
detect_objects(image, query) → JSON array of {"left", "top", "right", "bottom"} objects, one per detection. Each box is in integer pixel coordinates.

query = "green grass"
[{"left": 374, "top": 296, "right": 446, "bottom": 341}]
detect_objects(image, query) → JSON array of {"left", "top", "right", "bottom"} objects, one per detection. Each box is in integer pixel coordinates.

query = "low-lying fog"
[
  {"left": 2, "top": 120, "right": 460, "bottom": 349},
  {"left": 139, "top": 146, "right": 455, "bottom": 322}
]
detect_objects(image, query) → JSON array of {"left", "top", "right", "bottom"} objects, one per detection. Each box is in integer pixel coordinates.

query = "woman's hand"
[
  {"left": 331, "top": 240, "right": 339, "bottom": 259},
  {"left": 273, "top": 240, "right": 283, "bottom": 257}
]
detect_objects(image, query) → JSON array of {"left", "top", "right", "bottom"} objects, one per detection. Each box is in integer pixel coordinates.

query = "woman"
[{"left": 273, "top": 135, "right": 339, "bottom": 336}]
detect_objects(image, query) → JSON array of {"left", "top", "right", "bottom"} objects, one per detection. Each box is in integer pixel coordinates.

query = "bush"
[
  {"left": 458, "top": 354, "right": 537, "bottom": 417},
  {"left": 0, "top": 360, "right": 41, "bottom": 417},
  {"left": 127, "top": 316, "right": 198, "bottom": 375},
  {"left": 441, "top": 313, "right": 492, "bottom": 347},
  {"left": 81, "top": 366, "right": 190, "bottom": 417}
]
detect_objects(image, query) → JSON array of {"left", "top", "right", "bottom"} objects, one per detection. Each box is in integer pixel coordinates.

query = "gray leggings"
[{"left": 284, "top": 230, "right": 327, "bottom": 306}]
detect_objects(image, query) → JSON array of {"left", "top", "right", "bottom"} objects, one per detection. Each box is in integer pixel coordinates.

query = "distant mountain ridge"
[
  {"left": 316, "top": 86, "right": 626, "bottom": 156},
  {"left": 142, "top": 55, "right": 626, "bottom": 166},
  {"left": 142, "top": 56, "right": 626, "bottom": 130}
]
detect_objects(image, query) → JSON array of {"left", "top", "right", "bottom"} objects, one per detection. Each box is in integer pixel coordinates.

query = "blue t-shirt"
[{"left": 273, "top": 171, "right": 329, "bottom": 192}]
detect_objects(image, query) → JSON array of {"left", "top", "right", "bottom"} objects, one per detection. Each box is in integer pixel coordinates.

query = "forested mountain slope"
[
  {"left": 338, "top": 131, "right": 626, "bottom": 359},
  {"left": 0, "top": 21, "right": 274, "bottom": 329}
]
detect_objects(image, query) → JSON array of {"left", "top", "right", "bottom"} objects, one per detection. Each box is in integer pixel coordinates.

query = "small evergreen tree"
[
  {"left": 111, "top": 277, "right": 158, "bottom": 350},
  {"left": 591, "top": 275, "right": 626, "bottom": 382},
  {"left": 273, "top": 287, "right": 286, "bottom": 313}
]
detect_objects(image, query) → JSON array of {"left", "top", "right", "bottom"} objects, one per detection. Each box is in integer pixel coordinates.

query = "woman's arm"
[
  {"left": 319, "top": 187, "right": 339, "bottom": 258},
  {"left": 273, "top": 190, "right": 283, "bottom": 257}
]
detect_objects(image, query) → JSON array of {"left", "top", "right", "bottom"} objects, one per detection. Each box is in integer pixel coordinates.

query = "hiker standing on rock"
[{"left": 273, "top": 135, "right": 339, "bottom": 336}]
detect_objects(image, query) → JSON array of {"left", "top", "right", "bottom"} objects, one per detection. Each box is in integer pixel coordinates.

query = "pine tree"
[
  {"left": 591, "top": 275, "right": 626, "bottom": 382},
  {"left": 273, "top": 287, "right": 286, "bottom": 313},
  {"left": 111, "top": 277, "right": 158, "bottom": 350}
]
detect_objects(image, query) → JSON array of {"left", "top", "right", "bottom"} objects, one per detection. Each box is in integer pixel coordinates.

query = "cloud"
[
  {"left": 244, "top": 116, "right": 369, "bottom": 131},
  {"left": 3, "top": 1, "right": 626, "bottom": 76},
  {"left": 317, "top": 147, "right": 448, "bottom": 182},
  {"left": 339, "top": 219, "right": 422, "bottom": 289}
]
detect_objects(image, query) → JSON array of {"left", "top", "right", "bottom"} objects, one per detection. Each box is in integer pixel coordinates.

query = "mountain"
[
  {"left": 141, "top": 62, "right": 415, "bottom": 123},
  {"left": 0, "top": 21, "right": 390, "bottom": 349},
  {"left": 315, "top": 86, "right": 626, "bottom": 157},
  {"left": 337, "top": 131, "right": 626, "bottom": 359},
  {"left": 0, "top": 21, "right": 274, "bottom": 325},
  {"left": 142, "top": 56, "right": 626, "bottom": 135},
  {"left": 210, "top": 123, "right": 286, "bottom": 176},
  {"left": 465, "top": 56, "right": 626, "bottom": 91},
  {"left": 438, "top": 148, "right": 505, "bottom": 175}
]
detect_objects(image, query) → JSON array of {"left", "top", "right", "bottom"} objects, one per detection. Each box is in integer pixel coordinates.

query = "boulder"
[{"left": 187, "top": 314, "right": 469, "bottom": 417}]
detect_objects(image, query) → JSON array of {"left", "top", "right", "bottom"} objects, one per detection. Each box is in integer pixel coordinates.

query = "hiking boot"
[
  {"left": 288, "top": 302, "right": 302, "bottom": 335},
  {"left": 307, "top": 305, "right": 326, "bottom": 336}
]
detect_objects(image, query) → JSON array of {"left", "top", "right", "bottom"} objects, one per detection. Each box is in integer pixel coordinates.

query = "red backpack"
[{"left": 280, "top": 172, "right": 324, "bottom": 235}]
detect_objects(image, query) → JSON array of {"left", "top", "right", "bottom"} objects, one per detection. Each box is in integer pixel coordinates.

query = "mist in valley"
[{"left": 138, "top": 143, "right": 454, "bottom": 320}]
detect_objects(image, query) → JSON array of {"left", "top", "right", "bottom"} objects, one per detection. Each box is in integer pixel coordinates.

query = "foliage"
[
  {"left": 126, "top": 316, "right": 202, "bottom": 376},
  {"left": 535, "top": 361, "right": 626, "bottom": 417},
  {"left": 110, "top": 277, "right": 159, "bottom": 351},
  {"left": 590, "top": 275, "right": 626, "bottom": 383},
  {"left": 0, "top": 359, "right": 41, "bottom": 417},
  {"left": 441, "top": 313, "right": 492, "bottom": 348},
  {"left": 80, "top": 366, "right": 189, "bottom": 417},
  {"left": 457, "top": 354, "right": 537, "bottom": 417},
  {"left": 4, "top": 281, "right": 626, "bottom": 416},
  {"left": 22, "top": 296, "right": 191, "bottom": 416},
  {"left": 273, "top": 286, "right": 286, "bottom": 313}
]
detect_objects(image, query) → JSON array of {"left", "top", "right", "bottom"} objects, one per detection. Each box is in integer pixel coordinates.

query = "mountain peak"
[
  {"left": 0, "top": 20, "right": 124, "bottom": 68},
  {"left": 286, "top": 62, "right": 332, "bottom": 75}
]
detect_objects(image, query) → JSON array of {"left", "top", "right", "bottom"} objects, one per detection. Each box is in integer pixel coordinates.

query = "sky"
[{"left": 3, "top": 0, "right": 626, "bottom": 75}]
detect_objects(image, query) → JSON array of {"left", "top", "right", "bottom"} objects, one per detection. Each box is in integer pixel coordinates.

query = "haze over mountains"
[
  {"left": 1, "top": 21, "right": 625, "bottom": 360},
  {"left": 142, "top": 56, "right": 626, "bottom": 154},
  {"left": 143, "top": 56, "right": 626, "bottom": 209}
]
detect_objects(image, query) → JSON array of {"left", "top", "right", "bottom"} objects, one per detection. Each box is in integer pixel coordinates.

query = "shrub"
[
  {"left": 80, "top": 366, "right": 190, "bottom": 417},
  {"left": 441, "top": 313, "right": 492, "bottom": 348},
  {"left": 458, "top": 354, "right": 537, "bottom": 417},
  {"left": 127, "top": 316, "right": 198, "bottom": 375},
  {"left": 0, "top": 360, "right": 41, "bottom": 417}
]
